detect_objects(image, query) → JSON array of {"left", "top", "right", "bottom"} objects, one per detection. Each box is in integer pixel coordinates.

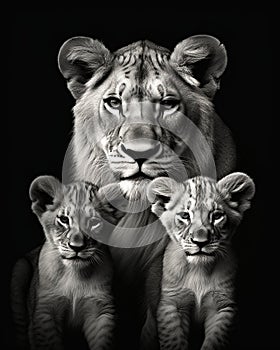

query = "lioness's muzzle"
[{"left": 119, "top": 123, "right": 162, "bottom": 160}]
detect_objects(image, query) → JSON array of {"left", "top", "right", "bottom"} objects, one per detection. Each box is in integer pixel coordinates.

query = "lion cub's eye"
[
  {"left": 104, "top": 97, "right": 122, "bottom": 110},
  {"left": 212, "top": 210, "right": 225, "bottom": 224},
  {"left": 177, "top": 211, "right": 191, "bottom": 221},
  {"left": 160, "top": 98, "right": 179, "bottom": 110},
  {"left": 57, "top": 215, "right": 70, "bottom": 226}
]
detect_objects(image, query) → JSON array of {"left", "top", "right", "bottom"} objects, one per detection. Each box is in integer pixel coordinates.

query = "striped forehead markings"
[
  {"left": 117, "top": 52, "right": 136, "bottom": 68},
  {"left": 117, "top": 80, "right": 165, "bottom": 99},
  {"left": 117, "top": 46, "right": 168, "bottom": 79},
  {"left": 124, "top": 71, "right": 131, "bottom": 79},
  {"left": 184, "top": 177, "right": 218, "bottom": 209},
  {"left": 62, "top": 182, "right": 97, "bottom": 208},
  {"left": 157, "top": 84, "right": 164, "bottom": 97},
  {"left": 115, "top": 45, "right": 172, "bottom": 98},
  {"left": 118, "top": 83, "right": 126, "bottom": 96},
  {"left": 118, "top": 52, "right": 133, "bottom": 67}
]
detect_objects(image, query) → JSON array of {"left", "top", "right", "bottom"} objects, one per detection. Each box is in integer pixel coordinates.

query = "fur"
[
  {"left": 18, "top": 177, "right": 117, "bottom": 349},
  {"left": 11, "top": 36, "right": 237, "bottom": 350},
  {"left": 60, "top": 36, "right": 236, "bottom": 349},
  {"left": 144, "top": 173, "right": 255, "bottom": 349}
]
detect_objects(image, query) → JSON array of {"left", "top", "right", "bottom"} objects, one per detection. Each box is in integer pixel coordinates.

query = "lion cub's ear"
[
  {"left": 58, "top": 36, "right": 112, "bottom": 99},
  {"left": 217, "top": 172, "right": 255, "bottom": 214},
  {"left": 29, "top": 176, "right": 62, "bottom": 218},
  {"left": 147, "top": 177, "right": 183, "bottom": 217},
  {"left": 170, "top": 35, "right": 227, "bottom": 99}
]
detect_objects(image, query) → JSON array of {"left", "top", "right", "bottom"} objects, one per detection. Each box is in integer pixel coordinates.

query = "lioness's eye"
[
  {"left": 104, "top": 97, "right": 122, "bottom": 109},
  {"left": 160, "top": 98, "right": 179, "bottom": 110},
  {"left": 57, "top": 215, "right": 70, "bottom": 225},
  {"left": 177, "top": 211, "right": 191, "bottom": 220}
]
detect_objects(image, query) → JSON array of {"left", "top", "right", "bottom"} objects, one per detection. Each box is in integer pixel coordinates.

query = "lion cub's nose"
[
  {"left": 68, "top": 233, "right": 85, "bottom": 252},
  {"left": 191, "top": 228, "right": 210, "bottom": 248}
]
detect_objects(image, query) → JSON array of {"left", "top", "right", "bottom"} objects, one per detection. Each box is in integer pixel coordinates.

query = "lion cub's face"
[
  {"left": 147, "top": 173, "right": 255, "bottom": 263},
  {"left": 30, "top": 177, "right": 122, "bottom": 267}
]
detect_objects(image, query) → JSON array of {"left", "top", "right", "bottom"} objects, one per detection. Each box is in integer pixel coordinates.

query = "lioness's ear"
[
  {"left": 147, "top": 177, "right": 183, "bottom": 217},
  {"left": 58, "top": 36, "right": 112, "bottom": 99},
  {"left": 170, "top": 35, "right": 227, "bottom": 98},
  {"left": 217, "top": 172, "right": 255, "bottom": 213},
  {"left": 29, "top": 176, "right": 62, "bottom": 217}
]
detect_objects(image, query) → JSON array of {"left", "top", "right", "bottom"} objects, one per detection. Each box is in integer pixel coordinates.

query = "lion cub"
[
  {"left": 27, "top": 176, "right": 121, "bottom": 350},
  {"left": 147, "top": 172, "right": 255, "bottom": 349}
]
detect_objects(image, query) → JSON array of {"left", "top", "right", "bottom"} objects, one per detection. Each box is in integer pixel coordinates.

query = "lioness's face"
[
  {"left": 73, "top": 43, "right": 214, "bottom": 182},
  {"left": 59, "top": 36, "right": 229, "bottom": 186}
]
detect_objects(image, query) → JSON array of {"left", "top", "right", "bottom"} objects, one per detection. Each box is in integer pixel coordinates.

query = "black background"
[{"left": 6, "top": 11, "right": 275, "bottom": 349}]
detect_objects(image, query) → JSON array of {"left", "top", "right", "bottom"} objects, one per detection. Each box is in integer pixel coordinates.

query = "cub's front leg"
[
  {"left": 29, "top": 297, "right": 64, "bottom": 350},
  {"left": 83, "top": 297, "right": 115, "bottom": 350},
  {"left": 157, "top": 290, "right": 194, "bottom": 350},
  {"left": 201, "top": 291, "right": 237, "bottom": 350}
]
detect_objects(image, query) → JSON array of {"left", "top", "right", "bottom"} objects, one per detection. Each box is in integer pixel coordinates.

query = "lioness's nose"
[{"left": 120, "top": 140, "right": 161, "bottom": 162}]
